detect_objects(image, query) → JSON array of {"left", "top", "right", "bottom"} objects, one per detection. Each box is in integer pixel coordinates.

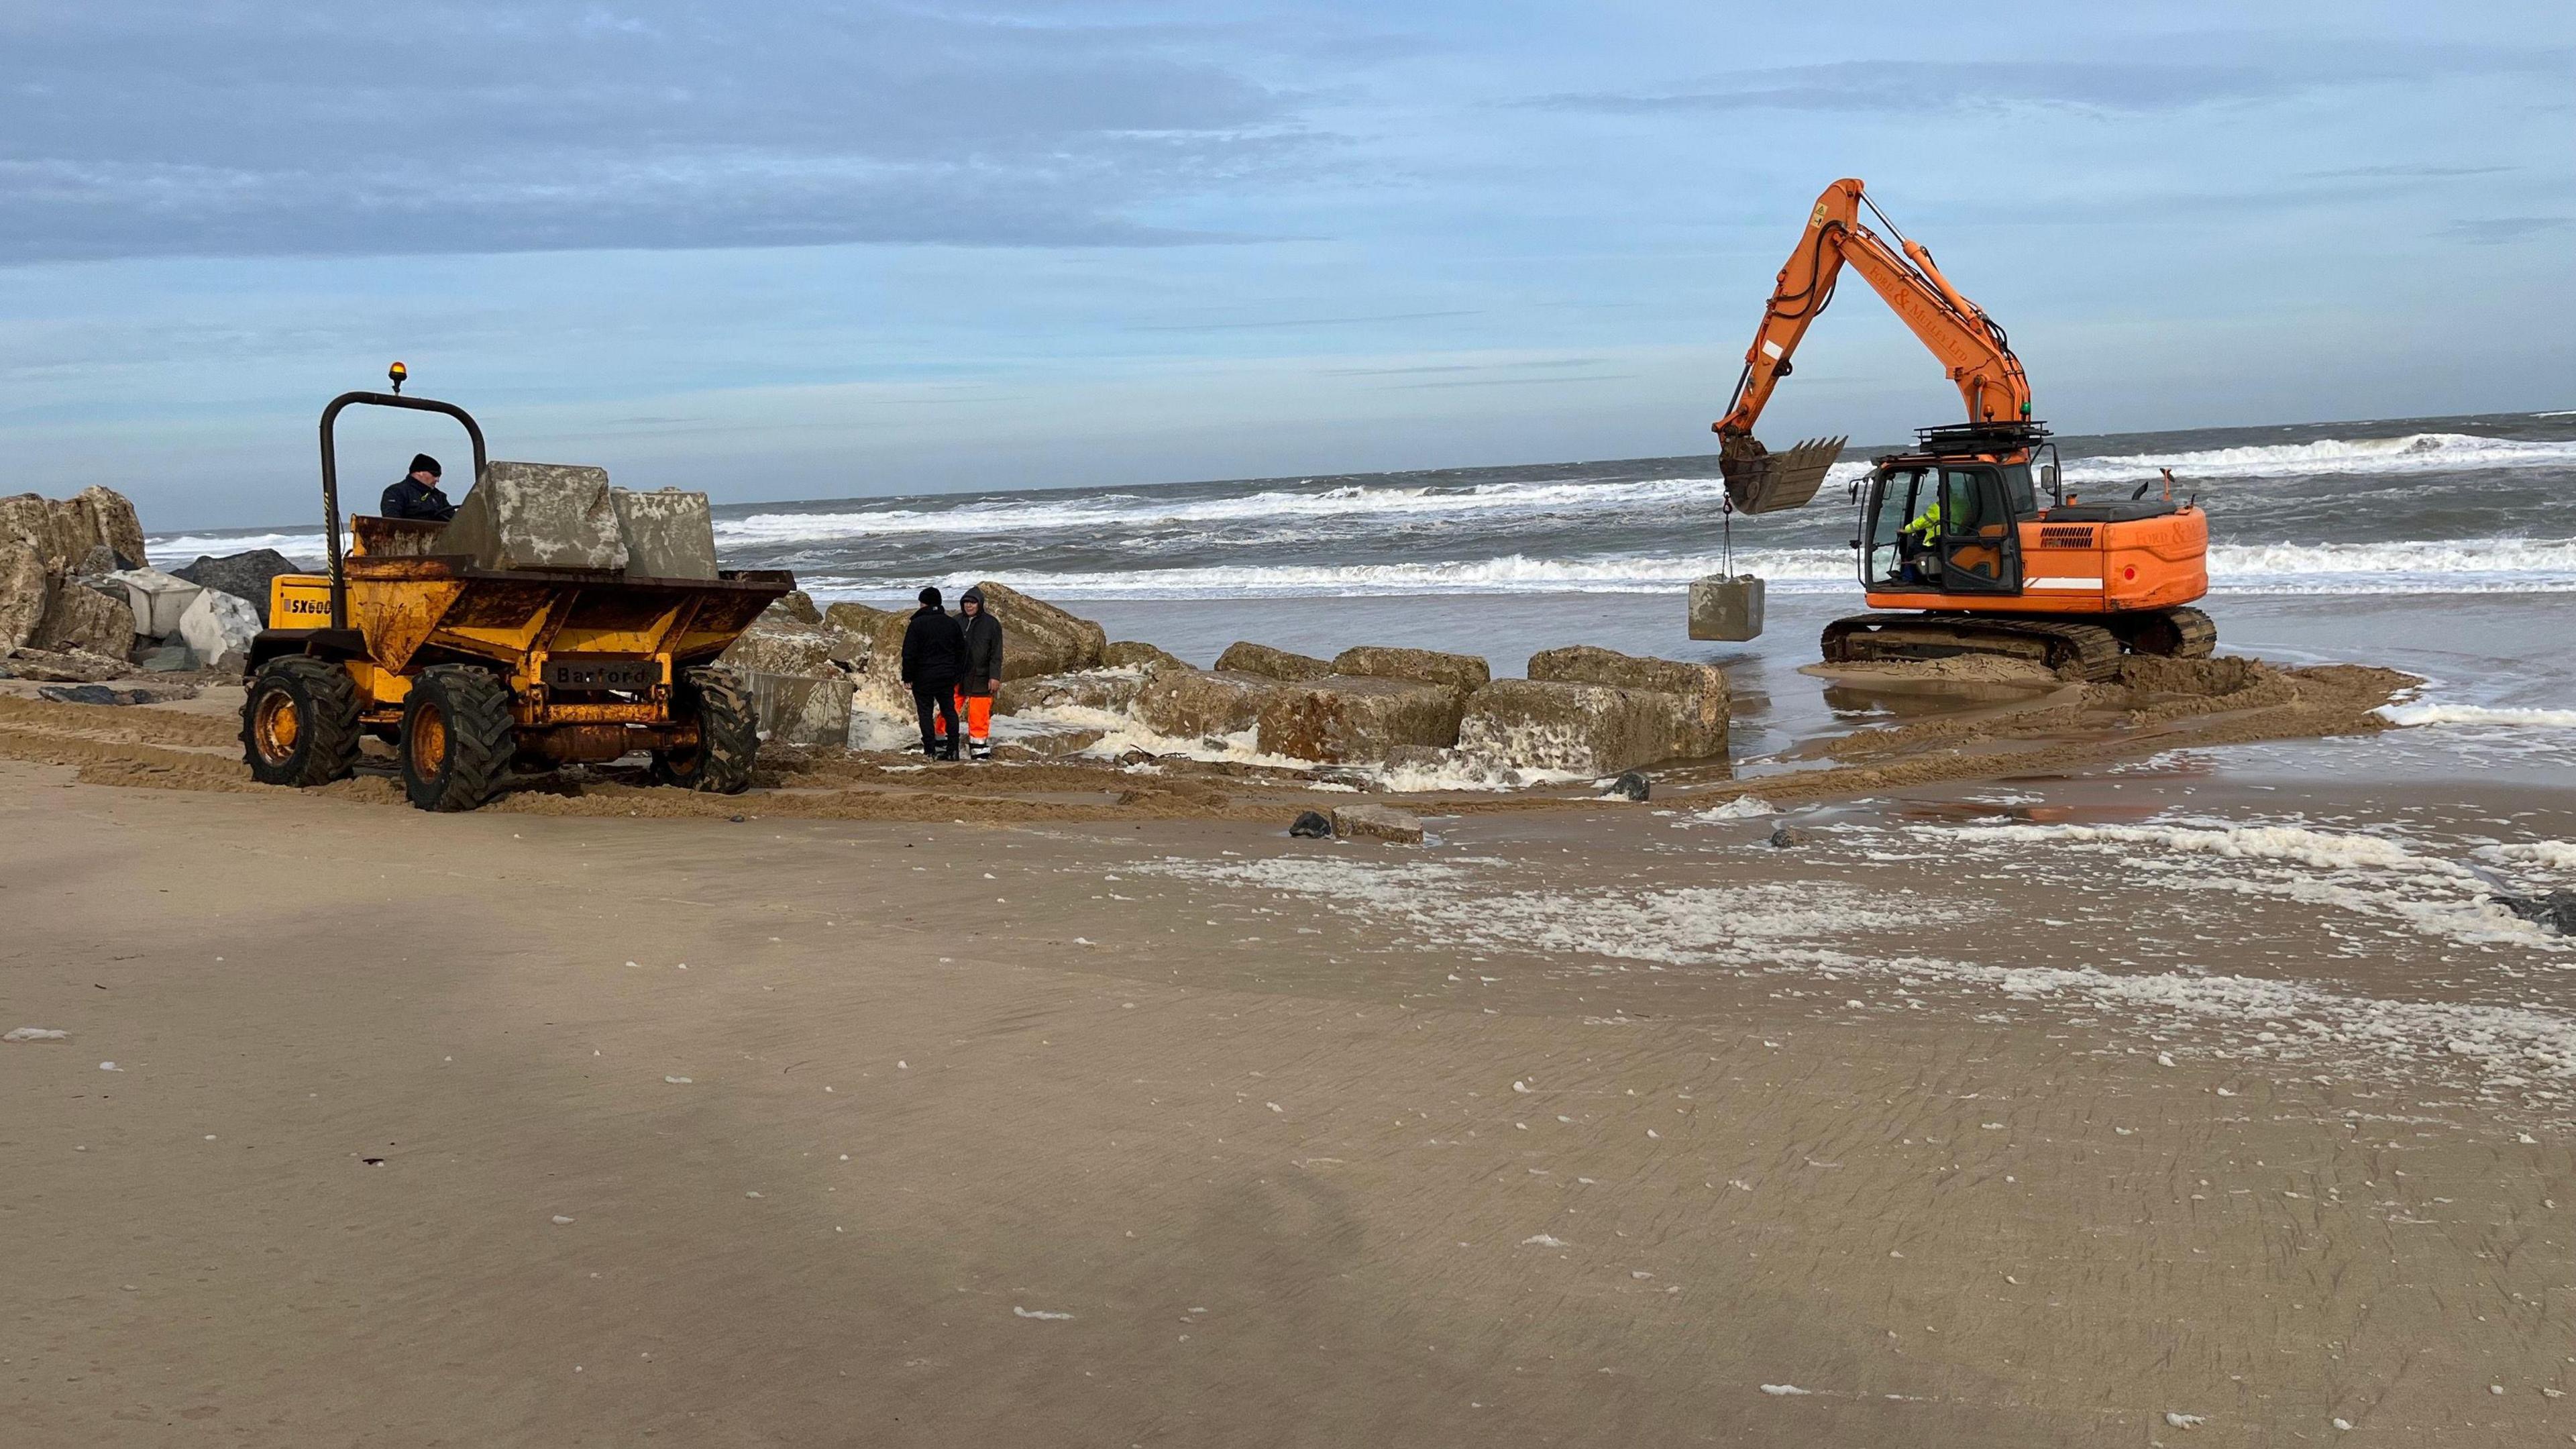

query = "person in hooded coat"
[
  {"left": 898, "top": 585, "right": 969, "bottom": 759},
  {"left": 955, "top": 586, "right": 1004, "bottom": 761}
]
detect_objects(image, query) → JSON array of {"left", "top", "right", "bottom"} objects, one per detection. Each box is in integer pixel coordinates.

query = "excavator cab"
[{"left": 1858, "top": 460, "right": 2035, "bottom": 596}]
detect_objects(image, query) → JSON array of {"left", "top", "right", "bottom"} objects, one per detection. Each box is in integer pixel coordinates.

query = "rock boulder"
[
  {"left": 1133, "top": 667, "right": 1285, "bottom": 740},
  {"left": 0, "top": 539, "right": 48, "bottom": 651},
  {"left": 1104, "top": 639, "right": 1187, "bottom": 674},
  {"left": 721, "top": 613, "right": 839, "bottom": 678},
  {"left": 1527, "top": 645, "right": 1729, "bottom": 758},
  {"left": 1256, "top": 675, "right": 1466, "bottom": 763},
  {"left": 1331, "top": 645, "right": 1491, "bottom": 694},
  {"left": 68, "top": 488, "right": 146, "bottom": 570},
  {"left": 1215, "top": 641, "right": 1332, "bottom": 681},
  {"left": 970, "top": 581, "right": 1106, "bottom": 680},
  {"left": 34, "top": 580, "right": 136, "bottom": 657},
  {"left": 996, "top": 667, "right": 1149, "bottom": 718},
  {"left": 0, "top": 647, "right": 130, "bottom": 683},
  {"left": 439, "top": 462, "right": 627, "bottom": 572},
  {"left": 1455, "top": 678, "right": 1691, "bottom": 775},
  {"left": 1331, "top": 803, "right": 1425, "bottom": 845},
  {"left": 174, "top": 549, "right": 302, "bottom": 610},
  {"left": 822, "top": 602, "right": 895, "bottom": 667},
  {"left": 751, "top": 672, "right": 854, "bottom": 747},
  {"left": 610, "top": 488, "right": 719, "bottom": 580}
]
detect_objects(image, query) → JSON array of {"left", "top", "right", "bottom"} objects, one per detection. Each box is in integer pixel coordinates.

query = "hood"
[{"left": 959, "top": 586, "right": 985, "bottom": 610}]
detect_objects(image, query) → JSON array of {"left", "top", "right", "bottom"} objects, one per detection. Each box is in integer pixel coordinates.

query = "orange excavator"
[{"left": 1708, "top": 178, "right": 2212, "bottom": 678}]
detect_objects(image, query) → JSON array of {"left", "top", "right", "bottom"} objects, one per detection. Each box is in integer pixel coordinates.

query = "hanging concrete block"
[{"left": 1688, "top": 574, "right": 1766, "bottom": 641}]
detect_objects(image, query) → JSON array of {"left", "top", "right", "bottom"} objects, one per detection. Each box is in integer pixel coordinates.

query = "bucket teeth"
[{"left": 1721, "top": 435, "right": 1845, "bottom": 514}]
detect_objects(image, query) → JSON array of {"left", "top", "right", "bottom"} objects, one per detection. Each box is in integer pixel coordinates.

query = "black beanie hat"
[
  {"left": 410, "top": 453, "right": 441, "bottom": 478},
  {"left": 919, "top": 585, "right": 943, "bottom": 607}
]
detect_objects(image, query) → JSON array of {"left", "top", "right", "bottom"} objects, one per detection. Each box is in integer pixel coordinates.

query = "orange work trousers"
[{"left": 933, "top": 690, "right": 993, "bottom": 743}]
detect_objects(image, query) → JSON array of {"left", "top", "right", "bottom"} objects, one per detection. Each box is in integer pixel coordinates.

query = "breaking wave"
[{"left": 2065, "top": 431, "right": 2576, "bottom": 484}]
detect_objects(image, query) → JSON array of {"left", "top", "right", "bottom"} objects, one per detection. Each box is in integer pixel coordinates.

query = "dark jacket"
[
  {"left": 959, "top": 610, "right": 1004, "bottom": 696},
  {"left": 381, "top": 476, "right": 456, "bottom": 522},
  {"left": 899, "top": 604, "right": 969, "bottom": 688}
]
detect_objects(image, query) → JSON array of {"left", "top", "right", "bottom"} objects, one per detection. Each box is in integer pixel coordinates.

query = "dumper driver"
[{"left": 381, "top": 454, "right": 458, "bottom": 523}]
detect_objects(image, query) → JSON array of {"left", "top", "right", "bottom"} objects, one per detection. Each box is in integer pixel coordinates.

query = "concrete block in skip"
[
  {"left": 612, "top": 488, "right": 719, "bottom": 581},
  {"left": 438, "top": 462, "right": 627, "bottom": 573}
]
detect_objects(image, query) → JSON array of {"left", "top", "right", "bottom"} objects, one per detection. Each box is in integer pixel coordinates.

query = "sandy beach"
[{"left": 7, "top": 655, "right": 2575, "bottom": 1446}]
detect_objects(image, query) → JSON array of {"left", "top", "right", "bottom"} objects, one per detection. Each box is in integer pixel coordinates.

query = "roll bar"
[{"left": 317, "top": 392, "right": 486, "bottom": 631}]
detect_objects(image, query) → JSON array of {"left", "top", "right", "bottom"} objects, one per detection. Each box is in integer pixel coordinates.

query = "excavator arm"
[{"left": 1713, "top": 178, "right": 2032, "bottom": 511}]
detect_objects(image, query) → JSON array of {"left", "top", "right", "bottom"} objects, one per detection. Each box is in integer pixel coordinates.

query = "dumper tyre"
[
  {"left": 400, "top": 665, "right": 516, "bottom": 812},
  {"left": 241, "top": 655, "right": 362, "bottom": 787},
  {"left": 653, "top": 665, "right": 756, "bottom": 794}
]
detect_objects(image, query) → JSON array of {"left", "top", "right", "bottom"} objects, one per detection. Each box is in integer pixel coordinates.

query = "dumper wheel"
[
  {"left": 653, "top": 665, "right": 756, "bottom": 794},
  {"left": 240, "top": 655, "right": 362, "bottom": 787},
  {"left": 400, "top": 665, "right": 516, "bottom": 812}
]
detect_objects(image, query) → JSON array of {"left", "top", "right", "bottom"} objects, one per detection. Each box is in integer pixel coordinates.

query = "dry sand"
[{"left": 7, "top": 655, "right": 2573, "bottom": 1446}]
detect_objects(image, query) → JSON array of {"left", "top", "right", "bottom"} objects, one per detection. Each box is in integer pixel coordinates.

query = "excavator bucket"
[{"left": 1719, "top": 435, "right": 1846, "bottom": 514}]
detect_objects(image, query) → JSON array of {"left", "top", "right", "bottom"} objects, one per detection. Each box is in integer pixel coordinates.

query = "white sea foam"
[
  {"left": 2379, "top": 703, "right": 2576, "bottom": 729},
  {"left": 2065, "top": 431, "right": 2576, "bottom": 484}
]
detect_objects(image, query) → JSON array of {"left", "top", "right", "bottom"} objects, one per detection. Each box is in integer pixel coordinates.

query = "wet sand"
[{"left": 6, "top": 669, "right": 2576, "bottom": 1444}]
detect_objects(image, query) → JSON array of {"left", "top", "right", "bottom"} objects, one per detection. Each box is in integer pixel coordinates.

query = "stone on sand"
[
  {"left": 0, "top": 647, "right": 131, "bottom": 683},
  {"left": 1215, "top": 641, "right": 1332, "bottom": 682},
  {"left": 1256, "top": 675, "right": 1466, "bottom": 764},
  {"left": 1331, "top": 802, "right": 1425, "bottom": 845},
  {"left": 1528, "top": 645, "right": 1729, "bottom": 757},
  {"left": 969, "top": 581, "right": 1106, "bottom": 680},
  {"left": 174, "top": 549, "right": 303, "bottom": 610},
  {"left": 1132, "top": 667, "right": 1286, "bottom": 740},
  {"left": 1331, "top": 645, "right": 1491, "bottom": 694},
  {"left": 1287, "top": 809, "right": 1333, "bottom": 839},
  {"left": 1455, "top": 678, "right": 1689, "bottom": 775}
]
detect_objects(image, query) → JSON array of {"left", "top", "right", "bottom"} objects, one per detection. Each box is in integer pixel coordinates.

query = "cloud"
[
  {"left": 0, "top": 1, "right": 1328, "bottom": 264},
  {"left": 1517, "top": 42, "right": 2571, "bottom": 118},
  {"left": 2443, "top": 217, "right": 2572, "bottom": 244}
]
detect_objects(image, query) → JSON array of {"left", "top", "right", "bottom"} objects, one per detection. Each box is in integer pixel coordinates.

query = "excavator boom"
[{"left": 1713, "top": 178, "right": 2031, "bottom": 511}]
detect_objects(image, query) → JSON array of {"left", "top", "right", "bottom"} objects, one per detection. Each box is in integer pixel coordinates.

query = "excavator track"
[
  {"left": 1821, "top": 612, "right": 2127, "bottom": 682},
  {"left": 2129, "top": 606, "right": 2217, "bottom": 659}
]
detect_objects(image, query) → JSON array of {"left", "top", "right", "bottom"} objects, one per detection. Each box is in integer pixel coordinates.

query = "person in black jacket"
[
  {"left": 956, "top": 586, "right": 1004, "bottom": 761},
  {"left": 381, "top": 454, "right": 458, "bottom": 522},
  {"left": 898, "top": 586, "right": 969, "bottom": 759}
]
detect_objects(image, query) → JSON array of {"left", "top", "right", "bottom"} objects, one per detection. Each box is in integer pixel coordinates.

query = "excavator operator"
[{"left": 1896, "top": 490, "right": 1943, "bottom": 584}]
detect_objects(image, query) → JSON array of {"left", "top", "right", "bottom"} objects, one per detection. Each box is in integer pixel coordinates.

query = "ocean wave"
[
  {"left": 146, "top": 530, "right": 326, "bottom": 565},
  {"left": 2379, "top": 703, "right": 2576, "bottom": 729},
  {"left": 802, "top": 536, "right": 2576, "bottom": 599},
  {"left": 2066, "top": 431, "right": 2576, "bottom": 484}
]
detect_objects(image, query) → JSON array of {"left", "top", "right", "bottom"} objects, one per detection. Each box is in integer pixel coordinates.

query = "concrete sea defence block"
[
  {"left": 176, "top": 588, "right": 262, "bottom": 673},
  {"left": 1688, "top": 574, "right": 1765, "bottom": 642},
  {"left": 1331, "top": 803, "right": 1425, "bottom": 845},
  {"left": 1456, "top": 678, "right": 1691, "bottom": 775},
  {"left": 102, "top": 568, "right": 203, "bottom": 638},
  {"left": 970, "top": 581, "right": 1106, "bottom": 680},
  {"left": 996, "top": 667, "right": 1149, "bottom": 718},
  {"left": 610, "top": 488, "right": 718, "bottom": 580},
  {"left": 1104, "top": 640, "right": 1187, "bottom": 674},
  {"left": 721, "top": 612, "right": 839, "bottom": 678},
  {"left": 1215, "top": 641, "right": 1332, "bottom": 681},
  {"left": 751, "top": 672, "right": 855, "bottom": 747},
  {"left": 1256, "top": 674, "right": 1466, "bottom": 764},
  {"left": 34, "top": 580, "right": 136, "bottom": 658},
  {"left": 1330, "top": 645, "right": 1491, "bottom": 694},
  {"left": 437, "top": 462, "right": 628, "bottom": 573},
  {"left": 1133, "top": 668, "right": 1286, "bottom": 740},
  {"left": 822, "top": 602, "right": 895, "bottom": 667},
  {"left": 1527, "top": 644, "right": 1729, "bottom": 758}
]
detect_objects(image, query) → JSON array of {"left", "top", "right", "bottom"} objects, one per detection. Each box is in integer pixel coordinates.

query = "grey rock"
[
  {"left": 174, "top": 548, "right": 303, "bottom": 608},
  {"left": 176, "top": 588, "right": 260, "bottom": 674},
  {"left": 2494, "top": 891, "right": 2576, "bottom": 936},
  {"left": 995, "top": 667, "right": 1148, "bottom": 718},
  {"left": 1527, "top": 645, "right": 1729, "bottom": 759},
  {"left": 1104, "top": 640, "right": 1187, "bottom": 674},
  {"left": 1288, "top": 809, "right": 1333, "bottom": 839},
  {"left": 0, "top": 539, "right": 48, "bottom": 651},
  {"left": 34, "top": 580, "right": 135, "bottom": 657},
  {"left": 133, "top": 643, "right": 197, "bottom": 672},
  {"left": 38, "top": 684, "right": 191, "bottom": 706},
  {"left": 1769, "top": 824, "right": 1813, "bottom": 849},
  {"left": 0, "top": 646, "right": 130, "bottom": 682},
  {"left": 969, "top": 580, "right": 1107, "bottom": 680},
  {"left": 1606, "top": 770, "right": 1650, "bottom": 802},
  {"left": 1134, "top": 667, "right": 1285, "bottom": 739}
]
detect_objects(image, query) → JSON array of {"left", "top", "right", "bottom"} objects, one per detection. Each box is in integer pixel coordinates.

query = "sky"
[{"left": 2, "top": 1, "right": 2570, "bottom": 530}]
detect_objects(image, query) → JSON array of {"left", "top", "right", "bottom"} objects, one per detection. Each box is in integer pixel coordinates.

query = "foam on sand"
[{"left": 2378, "top": 702, "right": 2576, "bottom": 729}]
